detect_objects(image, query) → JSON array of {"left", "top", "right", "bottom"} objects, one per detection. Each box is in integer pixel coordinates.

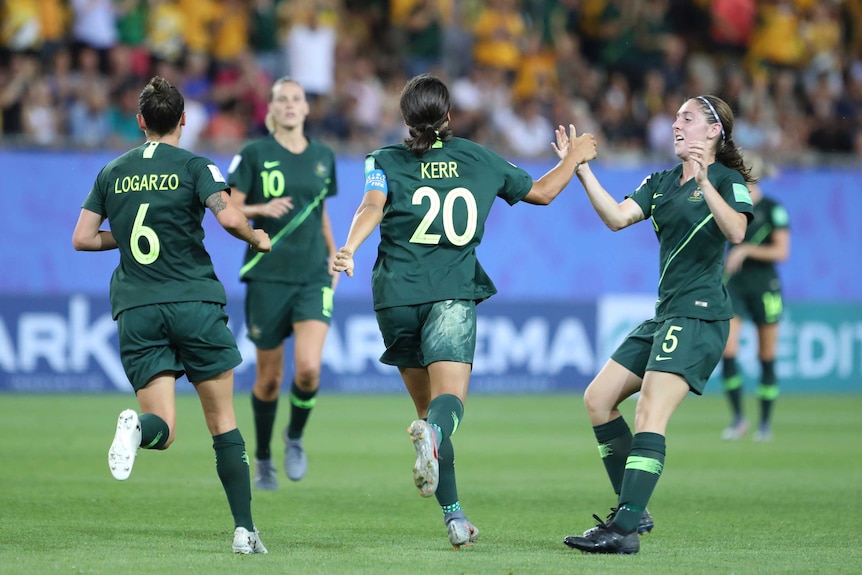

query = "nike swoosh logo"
[
  {"left": 654, "top": 355, "right": 672, "bottom": 361},
  {"left": 263, "top": 161, "right": 280, "bottom": 169},
  {"left": 652, "top": 193, "right": 663, "bottom": 199}
]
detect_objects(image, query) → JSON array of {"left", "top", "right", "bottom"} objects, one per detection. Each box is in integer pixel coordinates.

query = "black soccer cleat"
[
  {"left": 638, "top": 507, "right": 654, "bottom": 535},
  {"left": 564, "top": 524, "right": 640, "bottom": 555},
  {"left": 579, "top": 507, "right": 655, "bottom": 537}
]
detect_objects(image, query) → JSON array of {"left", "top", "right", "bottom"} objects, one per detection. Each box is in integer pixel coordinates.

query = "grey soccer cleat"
[
  {"left": 753, "top": 424, "right": 772, "bottom": 442},
  {"left": 232, "top": 526, "right": 268, "bottom": 554},
  {"left": 447, "top": 518, "right": 479, "bottom": 551},
  {"left": 407, "top": 420, "right": 439, "bottom": 497},
  {"left": 283, "top": 430, "right": 307, "bottom": 481},
  {"left": 722, "top": 418, "right": 749, "bottom": 441},
  {"left": 254, "top": 458, "right": 278, "bottom": 490},
  {"left": 108, "top": 409, "right": 141, "bottom": 481}
]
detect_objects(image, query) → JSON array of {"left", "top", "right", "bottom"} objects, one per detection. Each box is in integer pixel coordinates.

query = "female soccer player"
[
  {"left": 331, "top": 73, "right": 597, "bottom": 549},
  {"left": 721, "top": 155, "right": 790, "bottom": 442},
  {"left": 562, "top": 95, "right": 755, "bottom": 554},
  {"left": 73, "top": 76, "right": 270, "bottom": 554},
  {"left": 228, "top": 77, "right": 338, "bottom": 489}
]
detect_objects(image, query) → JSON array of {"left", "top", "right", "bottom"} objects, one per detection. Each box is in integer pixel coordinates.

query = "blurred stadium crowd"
[{"left": 2, "top": 0, "right": 861, "bottom": 163}]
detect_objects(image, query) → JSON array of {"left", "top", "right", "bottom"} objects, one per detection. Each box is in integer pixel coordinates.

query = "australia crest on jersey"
[
  {"left": 688, "top": 187, "right": 704, "bottom": 203},
  {"left": 315, "top": 162, "right": 329, "bottom": 178}
]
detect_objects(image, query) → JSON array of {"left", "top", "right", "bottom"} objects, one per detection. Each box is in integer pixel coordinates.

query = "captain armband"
[{"left": 364, "top": 168, "right": 388, "bottom": 195}]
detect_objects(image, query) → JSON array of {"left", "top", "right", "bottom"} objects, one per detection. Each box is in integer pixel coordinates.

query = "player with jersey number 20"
[{"left": 331, "top": 73, "right": 597, "bottom": 550}]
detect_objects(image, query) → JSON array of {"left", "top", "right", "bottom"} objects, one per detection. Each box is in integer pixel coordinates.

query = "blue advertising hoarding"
[{"left": 1, "top": 294, "right": 858, "bottom": 394}]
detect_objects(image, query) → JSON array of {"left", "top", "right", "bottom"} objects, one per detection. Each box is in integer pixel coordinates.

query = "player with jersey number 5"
[
  {"left": 227, "top": 77, "right": 338, "bottom": 490},
  {"left": 561, "top": 94, "right": 755, "bottom": 555},
  {"left": 720, "top": 154, "right": 790, "bottom": 442},
  {"left": 71, "top": 76, "right": 271, "bottom": 554},
  {"left": 330, "top": 73, "right": 597, "bottom": 550}
]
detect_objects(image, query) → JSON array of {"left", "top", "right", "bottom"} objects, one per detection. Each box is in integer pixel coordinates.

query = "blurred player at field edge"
[{"left": 721, "top": 154, "right": 790, "bottom": 442}]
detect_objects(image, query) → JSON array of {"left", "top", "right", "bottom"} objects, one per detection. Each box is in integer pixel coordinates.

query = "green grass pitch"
[{"left": 1, "top": 393, "right": 860, "bottom": 575}]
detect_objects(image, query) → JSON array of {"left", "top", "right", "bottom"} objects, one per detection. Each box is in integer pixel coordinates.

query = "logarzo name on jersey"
[{"left": 114, "top": 173, "right": 180, "bottom": 194}]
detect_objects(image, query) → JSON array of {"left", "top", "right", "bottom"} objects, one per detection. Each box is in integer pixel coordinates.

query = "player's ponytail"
[
  {"left": 696, "top": 95, "right": 755, "bottom": 184},
  {"left": 400, "top": 74, "right": 453, "bottom": 157}
]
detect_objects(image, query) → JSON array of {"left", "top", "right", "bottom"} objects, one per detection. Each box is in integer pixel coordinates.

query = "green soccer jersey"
[
  {"left": 228, "top": 135, "right": 337, "bottom": 284},
  {"left": 628, "top": 162, "right": 754, "bottom": 321},
  {"left": 367, "top": 137, "right": 534, "bottom": 311},
  {"left": 729, "top": 195, "right": 789, "bottom": 289},
  {"left": 82, "top": 141, "right": 230, "bottom": 319}
]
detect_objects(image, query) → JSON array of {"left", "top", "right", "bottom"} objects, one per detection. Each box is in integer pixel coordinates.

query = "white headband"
[{"left": 697, "top": 96, "right": 725, "bottom": 142}]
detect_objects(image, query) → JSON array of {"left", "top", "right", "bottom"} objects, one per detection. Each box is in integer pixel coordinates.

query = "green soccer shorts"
[
  {"left": 375, "top": 299, "right": 477, "bottom": 368},
  {"left": 611, "top": 316, "right": 730, "bottom": 395},
  {"left": 117, "top": 301, "right": 242, "bottom": 391},
  {"left": 244, "top": 280, "right": 334, "bottom": 349}
]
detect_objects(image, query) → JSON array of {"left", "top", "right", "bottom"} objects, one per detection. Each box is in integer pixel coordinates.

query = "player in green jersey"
[
  {"left": 227, "top": 77, "right": 338, "bottom": 489},
  {"left": 721, "top": 155, "right": 790, "bottom": 442},
  {"left": 72, "top": 76, "right": 272, "bottom": 555},
  {"left": 331, "top": 73, "right": 598, "bottom": 549},
  {"left": 562, "top": 95, "right": 755, "bottom": 555}
]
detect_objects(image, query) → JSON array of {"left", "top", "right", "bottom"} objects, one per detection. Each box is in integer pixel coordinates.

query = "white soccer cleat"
[
  {"left": 108, "top": 409, "right": 141, "bottom": 481},
  {"left": 232, "top": 526, "right": 269, "bottom": 554},
  {"left": 408, "top": 420, "right": 439, "bottom": 497},
  {"left": 447, "top": 518, "right": 479, "bottom": 550}
]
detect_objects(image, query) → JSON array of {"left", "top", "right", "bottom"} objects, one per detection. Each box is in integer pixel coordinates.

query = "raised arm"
[
  {"left": 574, "top": 163, "right": 645, "bottom": 231},
  {"left": 522, "top": 124, "right": 597, "bottom": 205},
  {"left": 206, "top": 190, "right": 271, "bottom": 252}
]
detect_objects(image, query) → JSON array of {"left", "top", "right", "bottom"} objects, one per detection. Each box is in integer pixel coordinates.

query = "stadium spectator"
[
  {"left": 227, "top": 77, "right": 339, "bottom": 490},
  {"left": 563, "top": 95, "right": 754, "bottom": 555},
  {"left": 250, "top": 0, "right": 287, "bottom": 81},
  {"left": 283, "top": 0, "right": 338, "bottom": 101},
  {"left": 71, "top": 75, "right": 271, "bottom": 554},
  {"left": 394, "top": 0, "right": 445, "bottom": 78},
  {"left": 0, "top": 0, "right": 857, "bottom": 162},
  {"left": 1, "top": 50, "right": 40, "bottom": 138},
  {"left": 22, "top": 76, "right": 63, "bottom": 146},
  {"left": 471, "top": 0, "right": 527, "bottom": 78},
  {"left": 69, "top": 0, "right": 118, "bottom": 72},
  {"left": 67, "top": 78, "right": 112, "bottom": 148},
  {"left": 146, "top": 0, "right": 184, "bottom": 63},
  {"left": 721, "top": 154, "right": 790, "bottom": 442},
  {"left": 210, "top": 0, "right": 250, "bottom": 67},
  {"left": 331, "top": 73, "right": 597, "bottom": 549}
]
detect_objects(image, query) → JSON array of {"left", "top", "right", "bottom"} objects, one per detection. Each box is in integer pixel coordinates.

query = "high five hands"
[{"left": 552, "top": 124, "right": 598, "bottom": 166}]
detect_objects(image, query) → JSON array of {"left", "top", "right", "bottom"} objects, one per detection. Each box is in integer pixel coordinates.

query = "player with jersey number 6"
[
  {"left": 72, "top": 76, "right": 271, "bottom": 554},
  {"left": 331, "top": 73, "right": 597, "bottom": 550}
]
